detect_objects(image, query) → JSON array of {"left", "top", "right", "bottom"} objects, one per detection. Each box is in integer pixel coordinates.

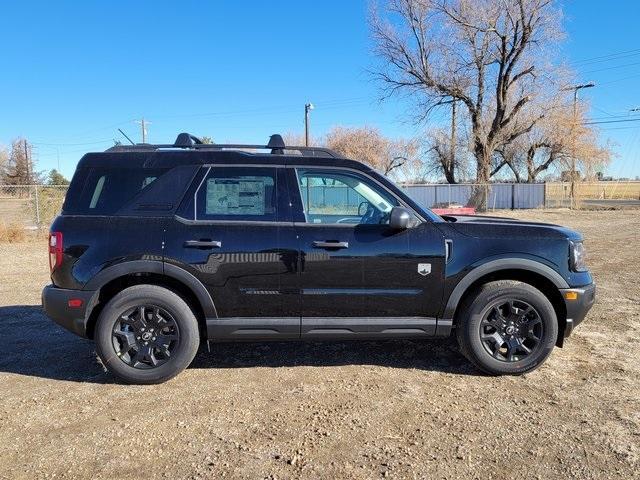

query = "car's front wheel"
[
  {"left": 95, "top": 285, "right": 200, "bottom": 384},
  {"left": 456, "top": 280, "right": 558, "bottom": 375}
]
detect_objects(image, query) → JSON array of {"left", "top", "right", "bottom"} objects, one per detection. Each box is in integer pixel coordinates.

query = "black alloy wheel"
[
  {"left": 112, "top": 304, "right": 180, "bottom": 369},
  {"left": 479, "top": 299, "right": 543, "bottom": 362},
  {"left": 95, "top": 285, "right": 200, "bottom": 384},
  {"left": 456, "top": 280, "right": 558, "bottom": 375}
]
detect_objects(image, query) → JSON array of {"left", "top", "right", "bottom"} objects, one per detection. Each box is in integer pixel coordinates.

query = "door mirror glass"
[{"left": 389, "top": 206, "right": 411, "bottom": 230}]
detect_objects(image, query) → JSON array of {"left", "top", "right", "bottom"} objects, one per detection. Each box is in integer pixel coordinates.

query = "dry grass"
[
  {"left": 0, "top": 223, "right": 26, "bottom": 243},
  {"left": 546, "top": 181, "right": 640, "bottom": 202},
  {"left": 0, "top": 198, "right": 33, "bottom": 225},
  {"left": 0, "top": 223, "right": 48, "bottom": 244}
]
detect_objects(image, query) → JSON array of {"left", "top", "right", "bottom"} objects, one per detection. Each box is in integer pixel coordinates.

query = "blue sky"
[{"left": 0, "top": 0, "right": 639, "bottom": 179}]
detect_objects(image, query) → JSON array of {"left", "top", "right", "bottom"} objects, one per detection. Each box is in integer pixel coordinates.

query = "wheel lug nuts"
[{"left": 137, "top": 336, "right": 141, "bottom": 340}]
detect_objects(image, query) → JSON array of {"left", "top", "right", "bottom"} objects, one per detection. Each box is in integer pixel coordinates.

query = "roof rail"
[{"left": 105, "top": 132, "right": 343, "bottom": 158}]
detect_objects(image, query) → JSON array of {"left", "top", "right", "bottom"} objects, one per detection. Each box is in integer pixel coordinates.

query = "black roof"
[
  {"left": 107, "top": 132, "right": 342, "bottom": 157},
  {"left": 77, "top": 150, "right": 371, "bottom": 171},
  {"left": 77, "top": 132, "right": 372, "bottom": 172}
]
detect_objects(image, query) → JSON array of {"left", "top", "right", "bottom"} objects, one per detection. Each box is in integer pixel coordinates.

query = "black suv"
[{"left": 42, "top": 133, "right": 595, "bottom": 384}]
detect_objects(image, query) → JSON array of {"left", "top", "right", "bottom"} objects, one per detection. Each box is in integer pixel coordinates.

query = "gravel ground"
[{"left": 0, "top": 209, "right": 638, "bottom": 479}]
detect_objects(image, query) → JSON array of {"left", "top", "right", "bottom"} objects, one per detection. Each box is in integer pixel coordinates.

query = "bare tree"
[
  {"left": 371, "top": 0, "right": 564, "bottom": 206},
  {"left": 0, "top": 146, "right": 7, "bottom": 184},
  {"left": 282, "top": 132, "right": 309, "bottom": 147},
  {"left": 553, "top": 114, "right": 613, "bottom": 181},
  {"left": 492, "top": 101, "right": 612, "bottom": 182},
  {"left": 492, "top": 142, "right": 524, "bottom": 181},
  {"left": 423, "top": 128, "right": 470, "bottom": 183},
  {"left": 2, "top": 139, "right": 35, "bottom": 185},
  {"left": 325, "top": 126, "right": 419, "bottom": 178}
]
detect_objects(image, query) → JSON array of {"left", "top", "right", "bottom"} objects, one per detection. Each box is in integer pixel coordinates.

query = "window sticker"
[{"left": 206, "top": 178, "right": 266, "bottom": 215}]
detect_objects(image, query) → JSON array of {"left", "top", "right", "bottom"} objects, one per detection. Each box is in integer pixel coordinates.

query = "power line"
[
  {"left": 597, "top": 73, "right": 640, "bottom": 87},
  {"left": 582, "top": 60, "right": 640, "bottom": 75},
  {"left": 32, "top": 139, "right": 113, "bottom": 146},
  {"left": 31, "top": 120, "right": 136, "bottom": 144},
  {"left": 599, "top": 125, "right": 640, "bottom": 131},
  {"left": 570, "top": 48, "right": 640, "bottom": 66},
  {"left": 587, "top": 113, "right": 640, "bottom": 122},
  {"left": 584, "top": 118, "right": 640, "bottom": 126},
  {"left": 592, "top": 106, "right": 616, "bottom": 117},
  {"left": 150, "top": 97, "right": 371, "bottom": 121},
  {"left": 37, "top": 145, "right": 109, "bottom": 157}
]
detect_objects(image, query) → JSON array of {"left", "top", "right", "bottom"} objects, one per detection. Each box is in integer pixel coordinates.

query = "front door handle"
[
  {"left": 184, "top": 240, "right": 222, "bottom": 249},
  {"left": 312, "top": 241, "right": 349, "bottom": 249}
]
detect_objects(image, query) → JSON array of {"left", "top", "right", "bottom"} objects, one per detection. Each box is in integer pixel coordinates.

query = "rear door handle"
[
  {"left": 184, "top": 240, "right": 222, "bottom": 249},
  {"left": 312, "top": 241, "right": 349, "bottom": 249}
]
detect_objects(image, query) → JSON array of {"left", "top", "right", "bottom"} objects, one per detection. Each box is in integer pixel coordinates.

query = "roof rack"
[{"left": 106, "top": 133, "right": 343, "bottom": 158}]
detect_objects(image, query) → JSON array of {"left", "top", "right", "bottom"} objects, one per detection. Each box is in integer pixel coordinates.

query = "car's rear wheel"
[
  {"left": 95, "top": 285, "right": 200, "bottom": 384},
  {"left": 456, "top": 280, "right": 558, "bottom": 375}
]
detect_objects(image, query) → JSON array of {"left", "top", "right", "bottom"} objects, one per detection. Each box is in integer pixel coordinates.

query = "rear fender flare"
[{"left": 84, "top": 260, "right": 218, "bottom": 318}]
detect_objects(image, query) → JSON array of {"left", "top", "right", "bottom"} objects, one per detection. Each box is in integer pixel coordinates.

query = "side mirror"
[{"left": 389, "top": 206, "right": 411, "bottom": 230}]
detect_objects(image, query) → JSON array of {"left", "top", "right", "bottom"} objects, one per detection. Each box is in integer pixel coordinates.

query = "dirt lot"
[{"left": 0, "top": 209, "right": 638, "bottom": 479}]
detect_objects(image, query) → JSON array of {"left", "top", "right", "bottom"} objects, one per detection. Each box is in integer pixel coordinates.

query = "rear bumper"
[
  {"left": 41, "top": 284, "right": 97, "bottom": 338},
  {"left": 559, "top": 283, "right": 596, "bottom": 339}
]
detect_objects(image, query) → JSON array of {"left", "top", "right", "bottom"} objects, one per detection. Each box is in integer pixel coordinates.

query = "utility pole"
[
  {"left": 23, "top": 139, "right": 31, "bottom": 184},
  {"left": 136, "top": 118, "right": 151, "bottom": 143},
  {"left": 563, "top": 82, "right": 595, "bottom": 208},
  {"left": 304, "top": 103, "right": 314, "bottom": 146},
  {"left": 450, "top": 99, "right": 457, "bottom": 179}
]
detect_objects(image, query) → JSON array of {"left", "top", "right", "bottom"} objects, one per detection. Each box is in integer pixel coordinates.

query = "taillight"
[{"left": 49, "top": 231, "right": 63, "bottom": 272}]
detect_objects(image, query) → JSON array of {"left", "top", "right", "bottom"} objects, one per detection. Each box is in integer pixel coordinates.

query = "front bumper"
[
  {"left": 559, "top": 282, "right": 596, "bottom": 340},
  {"left": 42, "top": 284, "right": 97, "bottom": 338}
]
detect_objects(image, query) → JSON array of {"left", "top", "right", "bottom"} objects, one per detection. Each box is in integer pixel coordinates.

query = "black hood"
[{"left": 440, "top": 214, "right": 583, "bottom": 241}]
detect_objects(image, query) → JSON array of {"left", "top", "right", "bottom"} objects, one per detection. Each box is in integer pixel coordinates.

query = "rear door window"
[{"left": 194, "top": 167, "right": 280, "bottom": 221}]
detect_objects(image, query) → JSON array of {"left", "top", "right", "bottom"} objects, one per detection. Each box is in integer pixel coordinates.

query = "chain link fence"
[
  {"left": 1, "top": 182, "right": 638, "bottom": 230},
  {"left": 0, "top": 185, "right": 69, "bottom": 229}
]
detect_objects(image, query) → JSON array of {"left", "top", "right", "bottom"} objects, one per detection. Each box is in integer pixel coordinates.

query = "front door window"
[{"left": 296, "top": 169, "right": 399, "bottom": 225}]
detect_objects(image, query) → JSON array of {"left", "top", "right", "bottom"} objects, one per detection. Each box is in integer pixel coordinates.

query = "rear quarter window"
[{"left": 63, "top": 167, "right": 168, "bottom": 215}]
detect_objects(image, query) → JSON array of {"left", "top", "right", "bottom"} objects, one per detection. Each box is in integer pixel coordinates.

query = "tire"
[
  {"left": 456, "top": 280, "right": 558, "bottom": 375},
  {"left": 94, "top": 285, "right": 200, "bottom": 384}
]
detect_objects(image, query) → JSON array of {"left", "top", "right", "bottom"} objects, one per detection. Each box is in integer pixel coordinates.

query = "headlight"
[{"left": 570, "top": 241, "right": 588, "bottom": 272}]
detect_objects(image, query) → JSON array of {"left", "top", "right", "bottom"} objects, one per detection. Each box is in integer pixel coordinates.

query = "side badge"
[{"left": 417, "top": 263, "right": 431, "bottom": 276}]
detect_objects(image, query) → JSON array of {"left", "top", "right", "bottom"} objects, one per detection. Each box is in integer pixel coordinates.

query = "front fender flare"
[{"left": 441, "top": 258, "right": 569, "bottom": 320}]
